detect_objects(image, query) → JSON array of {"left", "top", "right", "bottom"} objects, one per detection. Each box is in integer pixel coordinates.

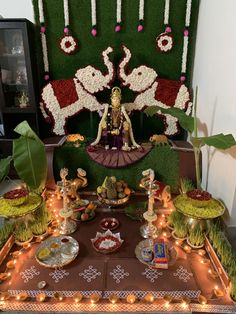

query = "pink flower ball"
[
  {"left": 91, "top": 28, "right": 97, "bottom": 37},
  {"left": 137, "top": 24, "right": 144, "bottom": 32},
  {"left": 115, "top": 25, "right": 121, "bottom": 32},
  {"left": 64, "top": 27, "right": 69, "bottom": 34},
  {"left": 180, "top": 75, "right": 186, "bottom": 82},
  {"left": 40, "top": 26, "right": 46, "bottom": 33},
  {"left": 165, "top": 26, "right": 172, "bottom": 33},
  {"left": 44, "top": 74, "right": 50, "bottom": 81},
  {"left": 184, "top": 29, "right": 189, "bottom": 37}
]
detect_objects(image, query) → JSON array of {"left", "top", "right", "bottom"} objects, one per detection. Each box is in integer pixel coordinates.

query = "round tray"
[
  {"left": 91, "top": 230, "right": 123, "bottom": 254},
  {"left": 100, "top": 217, "right": 119, "bottom": 231},
  {"left": 0, "top": 193, "right": 42, "bottom": 218},
  {"left": 72, "top": 210, "right": 96, "bottom": 222},
  {"left": 35, "top": 235, "right": 79, "bottom": 268},
  {"left": 174, "top": 195, "right": 225, "bottom": 219},
  {"left": 97, "top": 194, "right": 130, "bottom": 207},
  {"left": 135, "top": 239, "right": 177, "bottom": 268}
]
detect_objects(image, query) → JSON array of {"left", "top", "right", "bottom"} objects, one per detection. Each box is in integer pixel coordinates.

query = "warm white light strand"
[
  {"left": 139, "top": 0, "right": 144, "bottom": 20},
  {"left": 185, "top": 0, "right": 192, "bottom": 27},
  {"left": 164, "top": 0, "right": 170, "bottom": 25},
  {"left": 91, "top": 0, "right": 96, "bottom": 26},
  {"left": 63, "top": 0, "right": 69, "bottom": 27},
  {"left": 116, "top": 0, "right": 122, "bottom": 23}
]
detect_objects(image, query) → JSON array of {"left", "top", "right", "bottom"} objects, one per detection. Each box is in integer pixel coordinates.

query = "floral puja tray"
[
  {"left": 35, "top": 235, "right": 79, "bottom": 268},
  {"left": 91, "top": 229, "right": 123, "bottom": 254}
]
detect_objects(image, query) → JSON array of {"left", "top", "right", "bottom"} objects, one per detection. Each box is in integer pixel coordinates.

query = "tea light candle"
[
  {"left": 184, "top": 245, "right": 192, "bottom": 253},
  {"left": 36, "top": 293, "right": 46, "bottom": 302},
  {"left": 16, "top": 292, "right": 28, "bottom": 301},
  {"left": 109, "top": 294, "right": 119, "bottom": 304},
  {"left": 198, "top": 295, "right": 207, "bottom": 305},
  {"left": 90, "top": 293, "right": 100, "bottom": 304},
  {"left": 126, "top": 294, "right": 136, "bottom": 304},
  {"left": 12, "top": 251, "right": 21, "bottom": 258},
  {"left": 54, "top": 292, "right": 63, "bottom": 301},
  {"left": 144, "top": 293, "right": 154, "bottom": 303},
  {"left": 198, "top": 249, "right": 206, "bottom": 256},
  {"left": 73, "top": 292, "right": 83, "bottom": 303},
  {"left": 213, "top": 285, "right": 224, "bottom": 298}
]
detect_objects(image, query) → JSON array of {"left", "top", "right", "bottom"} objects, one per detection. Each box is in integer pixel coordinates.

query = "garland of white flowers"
[
  {"left": 115, "top": 0, "right": 122, "bottom": 32},
  {"left": 156, "top": 0, "right": 173, "bottom": 53},
  {"left": 137, "top": 0, "right": 144, "bottom": 32},
  {"left": 38, "top": 0, "right": 50, "bottom": 81},
  {"left": 91, "top": 0, "right": 97, "bottom": 36},
  {"left": 59, "top": 0, "right": 79, "bottom": 54},
  {"left": 180, "top": 0, "right": 192, "bottom": 82}
]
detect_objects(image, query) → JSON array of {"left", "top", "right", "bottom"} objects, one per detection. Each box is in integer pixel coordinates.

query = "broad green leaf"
[
  {"left": 0, "top": 156, "right": 12, "bottom": 183},
  {"left": 13, "top": 122, "right": 47, "bottom": 192},
  {"left": 201, "top": 134, "right": 236, "bottom": 149},
  {"left": 14, "top": 121, "right": 43, "bottom": 144},
  {"left": 144, "top": 106, "right": 194, "bottom": 133}
]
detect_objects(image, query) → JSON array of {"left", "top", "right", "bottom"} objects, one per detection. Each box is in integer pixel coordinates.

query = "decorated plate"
[
  {"left": 35, "top": 235, "right": 79, "bottom": 268},
  {"left": 135, "top": 239, "right": 177, "bottom": 268},
  {"left": 91, "top": 229, "right": 123, "bottom": 254},
  {"left": 99, "top": 217, "right": 119, "bottom": 231}
]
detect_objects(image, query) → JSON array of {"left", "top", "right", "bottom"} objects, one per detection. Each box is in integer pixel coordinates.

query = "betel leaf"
[
  {"left": 12, "top": 121, "right": 47, "bottom": 192},
  {"left": 0, "top": 156, "right": 13, "bottom": 183},
  {"left": 144, "top": 106, "right": 194, "bottom": 133}
]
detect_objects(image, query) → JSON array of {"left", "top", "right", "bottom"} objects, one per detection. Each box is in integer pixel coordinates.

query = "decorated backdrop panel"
[{"left": 32, "top": 0, "right": 199, "bottom": 139}]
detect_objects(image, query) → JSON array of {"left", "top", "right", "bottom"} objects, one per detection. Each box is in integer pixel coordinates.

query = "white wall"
[
  {"left": 0, "top": 0, "right": 34, "bottom": 22},
  {"left": 192, "top": 0, "right": 236, "bottom": 226},
  {"left": 1, "top": 0, "right": 236, "bottom": 225}
]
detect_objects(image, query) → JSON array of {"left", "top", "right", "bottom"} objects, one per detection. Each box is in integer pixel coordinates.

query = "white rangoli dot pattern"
[
  {"left": 142, "top": 267, "right": 163, "bottom": 283},
  {"left": 49, "top": 269, "right": 69, "bottom": 283},
  {"left": 110, "top": 265, "right": 129, "bottom": 283},
  {"left": 173, "top": 265, "right": 193, "bottom": 283},
  {"left": 20, "top": 266, "right": 40, "bottom": 283},
  {"left": 79, "top": 265, "right": 101, "bottom": 282}
]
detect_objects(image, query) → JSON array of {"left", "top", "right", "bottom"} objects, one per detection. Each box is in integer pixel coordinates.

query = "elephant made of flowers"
[
  {"left": 40, "top": 47, "right": 115, "bottom": 135},
  {"left": 118, "top": 45, "right": 192, "bottom": 136}
]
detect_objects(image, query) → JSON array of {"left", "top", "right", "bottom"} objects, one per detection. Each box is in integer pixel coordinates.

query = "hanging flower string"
[
  {"left": 59, "top": 0, "right": 78, "bottom": 54},
  {"left": 137, "top": 0, "right": 144, "bottom": 32},
  {"left": 115, "top": 0, "right": 122, "bottom": 32},
  {"left": 180, "top": 0, "right": 192, "bottom": 82},
  {"left": 156, "top": 0, "right": 173, "bottom": 53},
  {"left": 38, "top": 0, "right": 50, "bottom": 81},
  {"left": 91, "top": 0, "right": 97, "bottom": 36}
]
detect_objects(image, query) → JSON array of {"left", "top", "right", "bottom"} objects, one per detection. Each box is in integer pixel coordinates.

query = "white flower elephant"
[
  {"left": 118, "top": 45, "right": 192, "bottom": 136},
  {"left": 40, "top": 47, "right": 115, "bottom": 135}
]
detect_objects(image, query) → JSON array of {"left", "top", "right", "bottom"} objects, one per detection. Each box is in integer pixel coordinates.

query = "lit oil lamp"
[
  {"left": 144, "top": 293, "right": 154, "bottom": 303},
  {"left": 36, "top": 292, "right": 46, "bottom": 302},
  {"left": 213, "top": 285, "right": 224, "bottom": 298},
  {"left": 184, "top": 245, "right": 192, "bottom": 253},
  {"left": 126, "top": 294, "right": 136, "bottom": 304},
  {"left": 73, "top": 292, "right": 83, "bottom": 303},
  {"left": 0, "top": 272, "right": 10, "bottom": 281},
  {"left": 0, "top": 291, "right": 10, "bottom": 301},
  {"left": 6, "top": 260, "right": 15, "bottom": 269},
  {"left": 53, "top": 292, "right": 63, "bottom": 301},
  {"left": 198, "top": 295, "right": 207, "bottom": 305},
  {"left": 108, "top": 294, "right": 119, "bottom": 304},
  {"left": 90, "top": 293, "right": 100, "bottom": 304},
  {"left": 198, "top": 249, "right": 206, "bottom": 256},
  {"left": 16, "top": 292, "right": 28, "bottom": 301}
]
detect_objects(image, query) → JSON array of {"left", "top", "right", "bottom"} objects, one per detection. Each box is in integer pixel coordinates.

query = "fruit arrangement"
[
  {"left": 97, "top": 176, "right": 131, "bottom": 206},
  {"left": 3, "top": 188, "right": 29, "bottom": 206},
  {"left": 72, "top": 201, "right": 97, "bottom": 222},
  {"left": 186, "top": 189, "right": 212, "bottom": 207}
]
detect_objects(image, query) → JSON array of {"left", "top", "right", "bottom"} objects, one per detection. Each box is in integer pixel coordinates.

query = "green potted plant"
[
  {"left": 14, "top": 223, "right": 33, "bottom": 245},
  {"left": 172, "top": 221, "right": 188, "bottom": 240},
  {"left": 179, "top": 177, "right": 195, "bottom": 195},
  {"left": 167, "top": 210, "right": 184, "bottom": 230},
  {"left": 187, "top": 224, "right": 205, "bottom": 248},
  {"left": 0, "top": 222, "right": 14, "bottom": 249},
  {"left": 230, "top": 277, "right": 236, "bottom": 305},
  {"left": 30, "top": 221, "right": 48, "bottom": 238}
]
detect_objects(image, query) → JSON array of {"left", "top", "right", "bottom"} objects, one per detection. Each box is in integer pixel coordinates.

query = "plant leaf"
[
  {"left": 200, "top": 134, "right": 236, "bottom": 149},
  {"left": 13, "top": 122, "right": 47, "bottom": 192},
  {"left": 0, "top": 156, "right": 12, "bottom": 183},
  {"left": 144, "top": 106, "right": 194, "bottom": 133}
]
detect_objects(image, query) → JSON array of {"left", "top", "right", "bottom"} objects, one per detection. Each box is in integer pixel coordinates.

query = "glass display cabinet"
[{"left": 0, "top": 19, "right": 39, "bottom": 138}]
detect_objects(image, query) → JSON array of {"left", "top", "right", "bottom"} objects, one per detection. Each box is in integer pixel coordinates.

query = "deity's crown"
[{"left": 111, "top": 86, "right": 121, "bottom": 100}]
